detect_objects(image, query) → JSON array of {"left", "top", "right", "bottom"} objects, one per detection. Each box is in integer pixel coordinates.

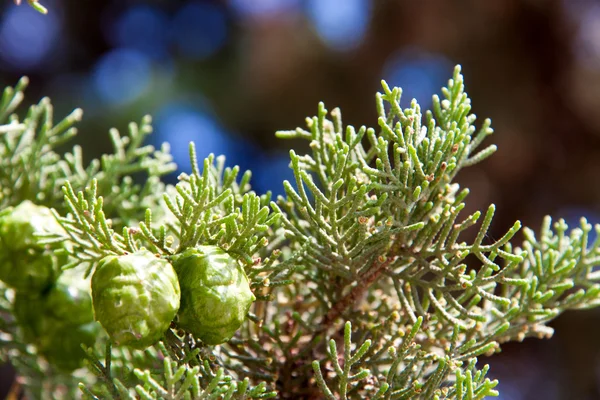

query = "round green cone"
[
  {"left": 0, "top": 201, "right": 67, "bottom": 292},
  {"left": 173, "top": 246, "right": 255, "bottom": 345},
  {"left": 92, "top": 250, "right": 180, "bottom": 349}
]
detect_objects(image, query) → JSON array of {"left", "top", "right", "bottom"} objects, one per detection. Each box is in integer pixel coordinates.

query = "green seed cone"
[
  {"left": 0, "top": 200, "right": 66, "bottom": 293},
  {"left": 92, "top": 250, "right": 180, "bottom": 349},
  {"left": 172, "top": 246, "right": 255, "bottom": 345},
  {"left": 13, "top": 269, "right": 101, "bottom": 371},
  {"left": 14, "top": 272, "right": 95, "bottom": 342}
]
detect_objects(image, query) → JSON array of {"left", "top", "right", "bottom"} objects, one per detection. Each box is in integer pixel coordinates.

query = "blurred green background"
[{"left": 2, "top": 0, "right": 600, "bottom": 398}]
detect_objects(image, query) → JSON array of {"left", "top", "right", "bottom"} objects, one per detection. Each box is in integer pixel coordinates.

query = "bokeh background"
[{"left": 2, "top": 0, "right": 600, "bottom": 398}]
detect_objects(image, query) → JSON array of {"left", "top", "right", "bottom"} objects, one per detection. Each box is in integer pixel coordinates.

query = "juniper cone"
[
  {"left": 13, "top": 270, "right": 100, "bottom": 371},
  {"left": 13, "top": 270, "right": 96, "bottom": 340},
  {"left": 172, "top": 246, "right": 256, "bottom": 345},
  {"left": 0, "top": 200, "right": 67, "bottom": 292},
  {"left": 91, "top": 250, "right": 181, "bottom": 349}
]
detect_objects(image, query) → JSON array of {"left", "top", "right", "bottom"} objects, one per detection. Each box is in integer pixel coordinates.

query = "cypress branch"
[{"left": 2, "top": 65, "right": 600, "bottom": 399}]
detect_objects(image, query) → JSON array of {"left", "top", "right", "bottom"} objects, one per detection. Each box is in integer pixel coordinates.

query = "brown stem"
[
  {"left": 317, "top": 256, "right": 395, "bottom": 335},
  {"left": 277, "top": 257, "right": 394, "bottom": 397}
]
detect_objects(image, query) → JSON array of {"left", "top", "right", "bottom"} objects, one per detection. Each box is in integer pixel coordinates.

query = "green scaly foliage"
[{"left": 1, "top": 64, "right": 599, "bottom": 399}]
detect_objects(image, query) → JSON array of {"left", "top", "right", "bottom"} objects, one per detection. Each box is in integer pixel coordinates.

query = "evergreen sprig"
[
  {"left": 0, "top": 77, "right": 175, "bottom": 226},
  {"left": 261, "top": 65, "right": 600, "bottom": 397},
  {"left": 3, "top": 63, "right": 600, "bottom": 400},
  {"left": 53, "top": 179, "right": 130, "bottom": 275},
  {"left": 0, "top": 77, "right": 81, "bottom": 209},
  {"left": 312, "top": 317, "right": 500, "bottom": 399},
  {"left": 55, "top": 141, "right": 283, "bottom": 276},
  {"left": 159, "top": 143, "right": 279, "bottom": 264},
  {"left": 490, "top": 216, "right": 600, "bottom": 342},
  {"left": 81, "top": 340, "right": 277, "bottom": 400},
  {"left": 312, "top": 321, "right": 382, "bottom": 399},
  {"left": 64, "top": 115, "right": 176, "bottom": 228},
  {"left": 272, "top": 66, "right": 523, "bottom": 344}
]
